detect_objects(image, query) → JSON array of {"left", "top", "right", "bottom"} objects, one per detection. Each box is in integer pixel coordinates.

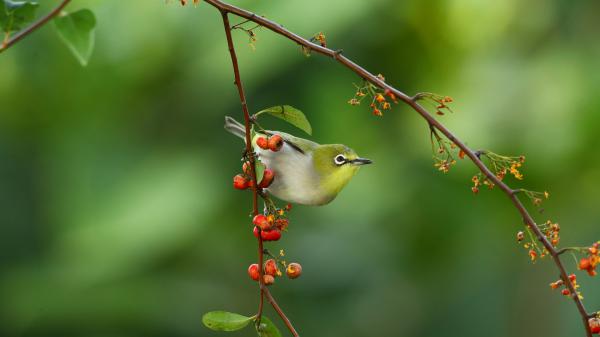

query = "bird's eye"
[{"left": 334, "top": 154, "right": 346, "bottom": 165}]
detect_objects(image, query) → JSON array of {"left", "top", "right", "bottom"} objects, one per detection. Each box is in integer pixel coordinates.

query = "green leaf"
[
  {"left": 0, "top": 0, "right": 39, "bottom": 32},
  {"left": 256, "top": 316, "right": 282, "bottom": 337},
  {"left": 254, "top": 160, "right": 265, "bottom": 184},
  {"left": 202, "top": 311, "right": 254, "bottom": 332},
  {"left": 256, "top": 105, "right": 312, "bottom": 135},
  {"left": 53, "top": 9, "right": 96, "bottom": 66}
]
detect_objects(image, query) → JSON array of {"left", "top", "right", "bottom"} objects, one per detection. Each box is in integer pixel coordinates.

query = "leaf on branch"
[
  {"left": 256, "top": 105, "right": 312, "bottom": 135},
  {"left": 53, "top": 9, "right": 96, "bottom": 66},
  {"left": 202, "top": 311, "right": 254, "bottom": 331},
  {"left": 255, "top": 159, "right": 266, "bottom": 184},
  {"left": 256, "top": 316, "right": 282, "bottom": 337},
  {"left": 0, "top": 0, "right": 39, "bottom": 32}
]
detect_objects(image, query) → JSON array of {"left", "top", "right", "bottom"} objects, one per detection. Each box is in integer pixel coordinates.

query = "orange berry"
[
  {"left": 286, "top": 262, "right": 302, "bottom": 279},
  {"left": 264, "top": 259, "right": 278, "bottom": 276},
  {"left": 268, "top": 135, "right": 283, "bottom": 152},
  {"left": 589, "top": 318, "right": 600, "bottom": 334},
  {"left": 256, "top": 137, "right": 269, "bottom": 150},
  {"left": 253, "top": 227, "right": 282, "bottom": 241},
  {"left": 579, "top": 258, "right": 592, "bottom": 271},
  {"left": 233, "top": 174, "right": 249, "bottom": 190},
  {"left": 263, "top": 274, "right": 275, "bottom": 285},
  {"left": 258, "top": 169, "right": 275, "bottom": 188},
  {"left": 242, "top": 161, "right": 252, "bottom": 174},
  {"left": 248, "top": 264, "right": 260, "bottom": 281}
]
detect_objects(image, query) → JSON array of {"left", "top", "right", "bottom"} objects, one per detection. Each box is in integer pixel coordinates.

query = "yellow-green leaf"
[
  {"left": 0, "top": 0, "right": 39, "bottom": 32},
  {"left": 202, "top": 311, "right": 253, "bottom": 332},
  {"left": 256, "top": 105, "right": 312, "bottom": 135},
  {"left": 53, "top": 9, "right": 96, "bottom": 66}
]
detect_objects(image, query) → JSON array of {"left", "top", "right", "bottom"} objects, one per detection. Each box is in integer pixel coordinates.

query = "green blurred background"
[{"left": 1, "top": 0, "right": 600, "bottom": 336}]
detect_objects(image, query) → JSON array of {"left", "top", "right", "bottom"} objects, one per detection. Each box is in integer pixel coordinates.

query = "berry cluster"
[
  {"left": 579, "top": 242, "right": 599, "bottom": 277},
  {"left": 248, "top": 259, "right": 302, "bottom": 285},
  {"left": 252, "top": 204, "right": 291, "bottom": 242},
  {"left": 550, "top": 274, "right": 580, "bottom": 298},
  {"left": 256, "top": 134, "right": 283, "bottom": 152},
  {"left": 233, "top": 162, "right": 275, "bottom": 190}
]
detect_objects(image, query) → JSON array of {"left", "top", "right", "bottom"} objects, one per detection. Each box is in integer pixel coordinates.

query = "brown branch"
[
  {"left": 207, "top": 0, "right": 594, "bottom": 335},
  {"left": 0, "top": 0, "right": 72, "bottom": 53},
  {"left": 220, "top": 11, "right": 300, "bottom": 336}
]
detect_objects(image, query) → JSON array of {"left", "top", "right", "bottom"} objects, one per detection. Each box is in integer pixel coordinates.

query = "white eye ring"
[{"left": 334, "top": 154, "right": 346, "bottom": 165}]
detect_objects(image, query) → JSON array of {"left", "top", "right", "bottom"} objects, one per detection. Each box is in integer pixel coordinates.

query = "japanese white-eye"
[{"left": 225, "top": 116, "right": 372, "bottom": 205}]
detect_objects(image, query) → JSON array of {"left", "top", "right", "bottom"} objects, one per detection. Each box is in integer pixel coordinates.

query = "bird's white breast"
[{"left": 257, "top": 142, "right": 329, "bottom": 205}]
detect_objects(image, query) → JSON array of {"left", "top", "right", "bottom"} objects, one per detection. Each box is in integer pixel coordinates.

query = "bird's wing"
[{"left": 271, "top": 131, "right": 318, "bottom": 155}]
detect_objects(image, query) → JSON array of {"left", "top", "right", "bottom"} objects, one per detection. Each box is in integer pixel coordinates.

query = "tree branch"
[
  {"left": 219, "top": 11, "right": 299, "bottom": 336},
  {"left": 0, "top": 0, "right": 71, "bottom": 54},
  {"left": 207, "top": 0, "right": 594, "bottom": 335}
]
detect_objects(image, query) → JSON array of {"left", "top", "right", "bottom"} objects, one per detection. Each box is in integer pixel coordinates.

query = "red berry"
[
  {"left": 589, "top": 318, "right": 600, "bottom": 334},
  {"left": 264, "top": 259, "right": 278, "bottom": 276},
  {"left": 253, "top": 214, "right": 271, "bottom": 230},
  {"left": 561, "top": 289, "right": 571, "bottom": 296},
  {"left": 268, "top": 135, "right": 283, "bottom": 152},
  {"left": 233, "top": 174, "right": 249, "bottom": 190},
  {"left": 256, "top": 137, "right": 269, "bottom": 150},
  {"left": 248, "top": 264, "right": 260, "bottom": 281},
  {"left": 258, "top": 169, "right": 275, "bottom": 188},
  {"left": 286, "top": 262, "right": 302, "bottom": 279},
  {"left": 252, "top": 227, "right": 281, "bottom": 241},
  {"left": 263, "top": 274, "right": 275, "bottom": 285},
  {"left": 262, "top": 229, "right": 282, "bottom": 241},
  {"left": 569, "top": 274, "right": 577, "bottom": 282}
]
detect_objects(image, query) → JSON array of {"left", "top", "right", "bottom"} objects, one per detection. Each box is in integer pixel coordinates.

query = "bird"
[{"left": 225, "top": 116, "right": 372, "bottom": 206}]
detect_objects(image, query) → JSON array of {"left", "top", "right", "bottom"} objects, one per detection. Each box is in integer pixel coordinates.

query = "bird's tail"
[{"left": 224, "top": 116, "right": 246, "bottom": 140}]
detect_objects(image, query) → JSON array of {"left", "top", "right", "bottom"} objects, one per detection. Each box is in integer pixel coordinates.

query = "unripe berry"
[
  {"left": 253, "top": 214, "right": 271, "bottom": 230},
  {"left": 286, "top": 262, "right": 302, "bottom": 279},
  {"left": 258, "top": 169, "right": 275, "bottom": 188},
  {"left": 264, "top": 259, "right": 278, "bottom": 276},
  {"left": 268, "top": 135, "right": 283, "bottom": 152},
  {"left": 233, "top": 174, "right": 249, "bottom": 190},
  {"left": 248, "top": 264, "right": 260, "bottom": 281},
  {"left": 263, "top": 274, "right": 275, "bottom": 285},
  {"left": 256, "top": 137, "right": 269, "bottom": 150}
]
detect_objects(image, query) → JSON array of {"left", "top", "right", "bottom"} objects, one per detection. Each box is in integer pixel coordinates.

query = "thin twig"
[
  {"left": 205, "top": 0, "right": 594, "bottom": 335},
  {"left": 0, "top": 0, "right": 72, "bottom": 53}
]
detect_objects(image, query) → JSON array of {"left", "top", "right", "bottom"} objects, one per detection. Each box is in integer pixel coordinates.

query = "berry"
[
  {"left": 233, "top": 174, "right": 249, "bottom": 190},
  {"left": 258, "top": 169, "right": 275, "bottom": 188},
  {"left": 253, "top": 227, "right": 282, "bottom": 241},
  {"left": 286, "top": 263, "right": 302, "bottom": 279},
  {"left": 256, "top": 137, "right": 269, "bottom": 150},
  {"left": 561, "top": 289, "right": 571, "bottom": 296},
  {"left": 268, "top": 135, "right": 283, "bottom": 152},
  {"left": 248, "top": 264, "right": 260, "bottom": 281},
  {"left": 242, "top": 161, "right": 252, "bottom": 174},
  {"left": 263, "top": 274, "right": 275, "bottom": 285},
  {"left": 579, "top": 258, "right": 592, "bottom": 271},
  {"left": 589, "top": 318, "right": 600, "bottom": 334},
  {"left": 262, "top": 229, "right": 282, "bottom": 241},
  {"left": 253, "top": 214, "right": 271, "bottom": 230},
  {"left": 569, "top": 274, "right": 577, "bottom": 282},
  {"left": 264, "top": 259, "right": 278, "bottom": 276}
]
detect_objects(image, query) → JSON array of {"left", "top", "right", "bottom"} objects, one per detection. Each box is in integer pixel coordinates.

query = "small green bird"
[{"left": 225, "top": 116, "right": 372, "bottom": 206}]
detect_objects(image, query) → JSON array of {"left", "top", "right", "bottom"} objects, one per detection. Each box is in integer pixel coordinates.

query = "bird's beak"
[{"left": 350, "top": 158, "right": 373, "bottom": 165}]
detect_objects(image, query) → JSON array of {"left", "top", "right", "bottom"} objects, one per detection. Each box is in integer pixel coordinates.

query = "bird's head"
[{"left": 313, "top": 144, "right": 372, "bottom": 197}]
